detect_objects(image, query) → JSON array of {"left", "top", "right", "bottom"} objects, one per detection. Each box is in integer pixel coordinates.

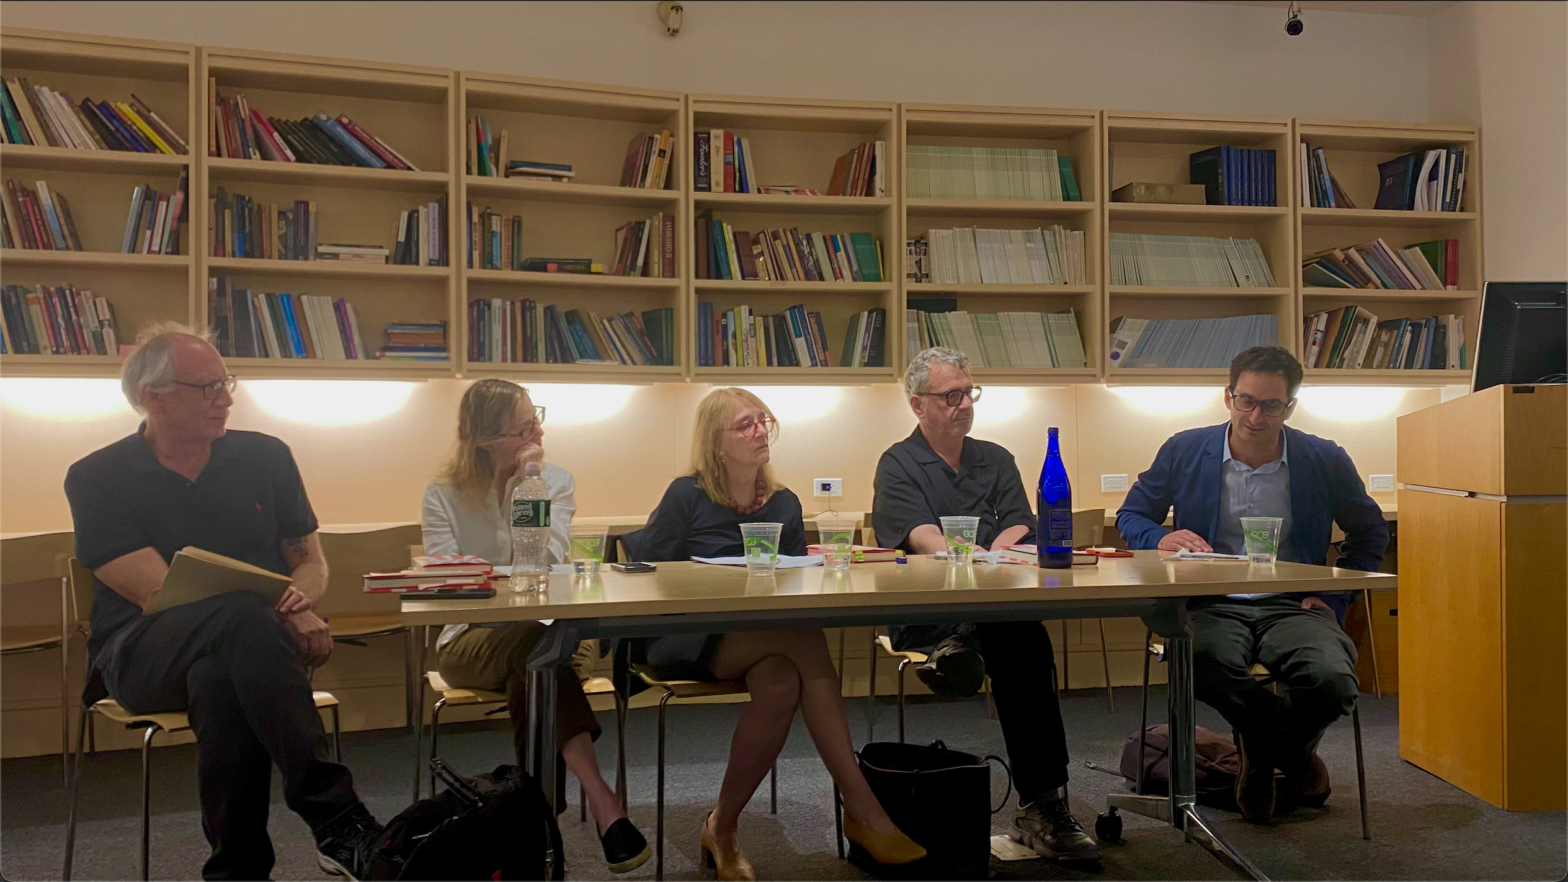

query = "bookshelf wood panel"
[
  {"left": 1, "top": 249, "right": 192, "bottom": 270},
  {"left": 466, "top": 176, "right": 679, "bottom": 208},
  {"left": 0, "top": 144, "right": 189, "bottom": 175}
]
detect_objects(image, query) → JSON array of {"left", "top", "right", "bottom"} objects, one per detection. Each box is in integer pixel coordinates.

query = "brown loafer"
[
  {"left": 1284, "top": 752, "right": 1332, "bottom": 809},
  {"left": 1234, "top": 732, "right": 1276, "bottom": 824}
]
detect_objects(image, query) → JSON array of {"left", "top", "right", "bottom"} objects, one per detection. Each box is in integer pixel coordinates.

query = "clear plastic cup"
[
  {"left": 940, "top": 516, "right": 980, "bottom": 565},
  {"left": 1241, "top": 517, "right": 1283, "bottom": 565},
  {"left": 740, "top": 522, "right": 783, "bottom": 573},
  {"left": 568, "top": 524, "right": 610, "bottom": 576},
  {"left": 816, "top": 517, "right": 856, "bottom": 571}
]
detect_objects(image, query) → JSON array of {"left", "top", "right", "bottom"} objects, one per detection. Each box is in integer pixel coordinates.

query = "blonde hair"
[
  {"left": 690, "top": 387, "right": 781, "bottom": 507},
  {"left": 441, "top": 379, "right": 529, "bottom": 501}
]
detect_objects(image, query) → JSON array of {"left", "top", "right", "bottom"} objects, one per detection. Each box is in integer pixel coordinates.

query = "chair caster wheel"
[{"left": 1095, "top": 809, "right": 1123, "bottom": 843}]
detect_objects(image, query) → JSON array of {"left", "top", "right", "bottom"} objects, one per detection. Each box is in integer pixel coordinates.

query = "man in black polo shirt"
[
  {"left": 64, "top": 325, "right": 381, "bottom": 881},
  {"left": 872, "top": 346, "right": 1097, "bottom": 863}
]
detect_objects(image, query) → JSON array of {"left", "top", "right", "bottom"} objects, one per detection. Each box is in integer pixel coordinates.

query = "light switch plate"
[
  {"left": 1369, "top": 474, "right": 1395, "bottom": 492},
  {"left": 1101, "top": 474, "right": 1129, "bottom": 492},
  {"left": 814, "top": 477, "right": 843, "bottom": 497}
]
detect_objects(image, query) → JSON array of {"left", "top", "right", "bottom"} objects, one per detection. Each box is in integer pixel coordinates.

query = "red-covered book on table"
[{"left": 364, "top": 555, "right": 494, "bottom": 593}]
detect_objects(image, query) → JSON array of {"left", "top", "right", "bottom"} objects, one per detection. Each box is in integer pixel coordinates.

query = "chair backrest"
[
  {"left": 409, "top": 543, "right": 424, "bottom": 565},
  {"left": 1073, "top": 509, "right": 1106, "bottom": 548},
  {"left": 67, "top": 558, "right": 95, "bottom": 629},
  {"left": 615, "top": 538, "right": 629, "bottom": 562}
]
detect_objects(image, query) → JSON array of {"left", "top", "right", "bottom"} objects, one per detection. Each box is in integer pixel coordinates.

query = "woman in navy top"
[{"left": 624, "top": 388, "right": 924, "bottom": 880}]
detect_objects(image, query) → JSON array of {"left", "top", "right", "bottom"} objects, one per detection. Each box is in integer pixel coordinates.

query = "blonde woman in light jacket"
[{"left": 421, "top": 378, "right": 648, "bottom": 874}]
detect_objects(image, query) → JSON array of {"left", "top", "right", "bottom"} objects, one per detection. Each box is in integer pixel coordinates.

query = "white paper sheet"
[{"left": 1171, "top": 549, "right": 1249, "bottom": 561}]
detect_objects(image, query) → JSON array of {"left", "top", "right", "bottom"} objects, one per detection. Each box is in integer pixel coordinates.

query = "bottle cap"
[
  {"left": 523, "top": 462, "right": 543, "bottom": 477},
  {"left": 1048, "top": 426, "right": 1059, "bottom": 434}
]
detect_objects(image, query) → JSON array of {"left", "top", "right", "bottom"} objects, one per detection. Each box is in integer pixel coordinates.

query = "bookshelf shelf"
[
  {"left": 970, "top": 367, "right": 1099, "bottom": 384},
  {"left": 206, "top": 256, "right": 450, "bottom": 279},
  {"left": 695, "top": 192, "right": 892, "bottom": 216},
  {"left": 694, "top": 279, "right": 893, "bottom": 295},
  {"left": 464, "top": 362, "right": 683, "bottom": 382},
  {"left": 205, "top": 157, "right": 450, "bottom": 192},
  {"left": 0, "top": 144, "right": 190, "bottom": 174},
  {"left": 692, "top": 365, "right": 896, "bottom": 383},
  {"left": 905, "top": 198, "right": 1092, "bottom": 219},
  {"left": 1299, "top": 207, "right": 1478, "bottom": 227},
  {"left": 1, "top": 249, "right": 193, "bottom": 269},
  {"left": 224, "top": 356, "right": 453, "bottom": 379},
  {"left": 465, "top": 269, "right": 679, "bottom": 289},
  {"left": 465, "top": 176, "right": 678, "bottom": 207},
  {"left": 1107, "top": 368, "right": 1230, "bottom": 385},
  {"left": 1301, "top": 287, "right": 1478, "bottom": 302},
  {"left": 1109, "top": 285, "right": 1291, "bottom": 299},
  {"left": 1108, "top": 203, "right": 1288, "bottom": 223},
  {"left": 1304, "top": 368, "right": 1471, "bottom": 386},
  {"left": 0, "top": 353, "right": 125, "bottom": 377},
  {"left": 908, "top": 282, "right": 1097, "bottom": 297}
]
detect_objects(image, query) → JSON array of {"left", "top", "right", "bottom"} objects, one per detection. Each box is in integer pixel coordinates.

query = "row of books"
[
  {"left": 2, "top": 79, "right": 187, "bottom": 154},
  {"left": 1375, "top": 147, "right": 1467, "bottom": 212},
  {"left": 839, "top": 308, "right": 890, "bottom": 367},
  {"left": 696, "top": 216, "right": 884, "bottom": 283},
  {"left": 612, "top": 213, "right": 676, "bottom": 278},
  {"left": 1304, "top": 307, "right": 1464, "bottom": 371},
  {"left": 1302, "top": 237, "right": 1458, "bottom": 291},
  {"left": 209, "top": 86, "right": 416, "bottom": 170},
  {"left": 826, "top": 141, "right": 887, "bottom": 197},
  {"left": 907, "top": 304, "right": 1087, "bottom": 369},
  {"left": 1109, "top": 233, "right": 1277, "bottom": 288},
  {"left": 619, "top": 131, "right": 674, "bottom": 189},
  {"left": 467, "top": 116, "right": 511, "bottom": 178},
  {"left": 2, "top": 180, "right": 82, "bottom": 251},
  {"left": 906, "top": 146, "right": 1080, "bottom": 202},
  {"left": 1299, "top": 143, "right": 1354, "bottom": 208},
  {"left": 380, "top": 323, "right": 448, "bottom": 361},
  {"left": 210, "top": 189, "right": 316, "bottom": 260},
  {"left": 693, "top": 129, "right": 760, "bottom": 193},
  {"left": 123, "top": 173, "right": 190, "bottom": 254},
  {"left": 0, "top": 284, "right": 120, "bottom": 356},
  {"left": 466, "top": 299, "right": 675, "bottom": 366},
  {"left": 1108, "top": 314, "right": 1279, "bottom": 369},
  {"left": 394, "top": 196, "right": 449, "bottom": 266},
  {"left": 909, "top": 226, "right": 1086, "bottom": 286},
  {"left": 208, "top": 277, "right": 367, "bottom": 359},
  {"left": 696, "top": 301, "right": 870, "bottom": 368},
  {"left": 1189, "top": 146, "right": 1276, "bottom": 207}
]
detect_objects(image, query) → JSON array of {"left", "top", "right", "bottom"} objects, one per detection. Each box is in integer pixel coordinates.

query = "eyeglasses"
[
  {"left": 491, "top": 406, "right": 547, "bottom": 439},
  {"left": 731, "top": 415, "right": 778, "bottom": 439},
  {"left": 170, "top": 375, "right": 237, "bottom": 400},
  {"left": 918, "top": 386, "right": 983, "bottom": 408},
  {"left": 1229, "top": 390, "right": 1293, "bottom": 417}
]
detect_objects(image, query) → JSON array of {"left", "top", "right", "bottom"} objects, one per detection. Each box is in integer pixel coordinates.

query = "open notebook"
[{"left": 145, "top": 547, "right": 292, "bottom": 614}]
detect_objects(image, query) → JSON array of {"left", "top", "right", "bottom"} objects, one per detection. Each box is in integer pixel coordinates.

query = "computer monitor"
[{"left": 1471, "top": 281, "right": 1567, "bottom": 392}]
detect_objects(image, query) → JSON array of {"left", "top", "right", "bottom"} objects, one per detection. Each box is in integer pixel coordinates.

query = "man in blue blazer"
[{"left": 1117, "top": 346, "right": 1388, "bottom": 824}]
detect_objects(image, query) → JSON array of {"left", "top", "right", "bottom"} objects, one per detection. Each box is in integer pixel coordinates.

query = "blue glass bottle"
[{"left": 1038, "top": 427, "right": 1073, "bottom": 568}]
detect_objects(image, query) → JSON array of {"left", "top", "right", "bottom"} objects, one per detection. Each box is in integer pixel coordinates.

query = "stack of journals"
[
  {"left": 315, "top": 243, "right": 387, "bottom": 264},
  {"left": 506, "top": 160, "right": 572, "bottom": 182},
  {"left": 2, "top": 80, "right": 187, "bottom": 154},
  {"left": 840, "top": 308, "right": 889, "bottom": 367},
  {"left": 1302, "top": 238, "right": 1457, "bottom": 290},
  {"left": 697, "top": 215, "right": 882, "bottom": 283},
  {"left": 466, "top": 116, "right": 508, "bottom": 176},
  {"left": 621, "top": 131, "right": 674, "bottom": 189},
  {"left": 393, "top": 196, "right": 448, "bottom": 266},
  {"left": 1189, "top": 146, "right": 1277, "bottom": 206},
  {"left": 1109, "top": 233, "right": 1276, "bottom": 287},
  {"left": 364, "top": 558, "right": 493, "bottom": 594},
  {"left": 1299, "top": 144, "right": 1355, "bottom": 208},
  {"left": 1374, "top": 147, "right": 1467, "bottom": 212},
  {"left": 208, "top": 276, "right": 366, "bottom": 360},
  {"left": 1108, "top": 314, "right": 1279, "bottom": 369},
  {"left": 379, "top": 322, "right": 448, "bottom": 361},
  {"left": 912, "top": 226, "right": 1085, "bottom": 285},
  {"left": 612, "top": 213, "right": 676, "bottom": 278},
  {"left": 0, "top": 284, "right": 119, "bottom": 355},
  {"left": 2, "top": 180, "right": 82, "bottom": 251},
  {"left": 827, "top": 141, "right": 887, "bottom": 197},
  {"left": 467, "top": 300, "right": 674, "bottom": 367},
  {"left": 693, "top": 129, "right": 760, "bottom": 193},
  {"left": 210, "top": 189, "right": 315, "bottom": 260},
  {"left": 211, "top": 88, "right": 417, "bottom": 170},
  {"left": 122, "top": 172, "right": 190, "bottom": 255},
  {"left": 468, "top": 205, "right": 522, "bottom": 270},
  {"left": 906, "top": 146, "right": 1078, "bottom": 201},
  {"left": 696, "top": 301, "right": 851, "bottom": 368},
  {"left": 906, "top": 304, "right": 1086, "bottom": 369},
  {"left": 1303, "top": 307, "right": 1464, "bottom": 371}
]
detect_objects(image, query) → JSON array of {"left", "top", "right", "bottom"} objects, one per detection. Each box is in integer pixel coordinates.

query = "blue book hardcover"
[
  {"left": 278, "top": 294, "right": 305, "bottom": 357},
  {"left": 311, "top": 113, "right": 386, "bottom": 168}
]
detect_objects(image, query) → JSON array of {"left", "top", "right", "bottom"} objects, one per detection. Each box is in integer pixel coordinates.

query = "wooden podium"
[{"left": 1396, "top": 384, "right": 1566, "bottom": 810}]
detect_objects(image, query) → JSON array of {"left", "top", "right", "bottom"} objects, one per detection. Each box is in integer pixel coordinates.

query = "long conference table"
[{"left": 402, "top": 552, "right": 1394, "bottom": 881}]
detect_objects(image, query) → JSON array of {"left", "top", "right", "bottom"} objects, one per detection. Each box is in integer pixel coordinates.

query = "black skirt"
[{"left": 638, "top": 633, "right": 725, "bottom": 682}]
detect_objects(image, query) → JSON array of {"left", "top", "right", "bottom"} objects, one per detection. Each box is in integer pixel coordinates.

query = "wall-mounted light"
[
  {"left": 970, "top": 386, "right": 1029, "bottom": 426},
  {"left": 740, "top": 386, "right": 842, "bottom": 423},
  {"left": 1296, "top": 386, "right": 1406, "bottom": 421},
  {"left": 1109, "top": 386, "right": 1222, "bottom": 415},
  {"left": 656, "top": 0, "right": 683, "bottom": 36},
  {"left": 0, "top": 378, "right": 131, "bottom": 419},
  {"left": 244, "top": 380, "right": 417, "bottom": 425},
  {"left": 525, "top": 384, "right": 636, "bottom": 425}
]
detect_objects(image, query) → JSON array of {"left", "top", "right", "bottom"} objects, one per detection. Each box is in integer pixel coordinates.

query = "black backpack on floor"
[{"left": 367, "top": 761, "right": 565, "bottom": 880}]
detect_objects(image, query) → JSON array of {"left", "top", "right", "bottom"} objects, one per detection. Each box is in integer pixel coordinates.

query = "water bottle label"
[
  {"left": 511, "top": 498, "right": 551, "bottom": 528},
  {"left": 1045, "top": 508, "right": 1074, "bottom": 548}
]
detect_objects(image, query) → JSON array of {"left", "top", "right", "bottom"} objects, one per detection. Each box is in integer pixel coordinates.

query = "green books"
[
  {"left": 848, "top": 232, "right": 881, "bottom": 282},
  {"left": 1058, "top": 156, "right": 1081, "bottom": 202}
]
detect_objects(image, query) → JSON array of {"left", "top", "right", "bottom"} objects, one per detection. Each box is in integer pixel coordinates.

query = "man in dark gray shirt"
[{"left": 872, "top": 347, "right": 1097, "bottom": 864}]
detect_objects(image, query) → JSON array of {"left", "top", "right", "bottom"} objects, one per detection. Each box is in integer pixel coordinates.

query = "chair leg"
[
  {"left": 403, "top": 627, "right": 415, "bottom": 729},
  {"left": 614, "top": 692, "right": 628, "bottom": 810},
  {"left": 1097, "top": 618, "right": 1116, "bottom": 712},
  {"left": 580, "top": 780, "right": 588, "bottom": 823},
  {"left": 984, "top": 675, "right": 997, "bottom": 720},
  {"left": 59, "top": 639, "right": 70, "bottom": 788},
  {"left": 429, "top": 698, "right": 447, "bottom": 799},
  {"left": 1062, "top": 623, "right": 1071, "bottom": 694},
  {"left": 1137, "top": 629, "right": 1152, "bottom": 796},
  {"left": 412, "top": 629, "right": 428, "bottom": 804},
  {"left": 770, "top": 763, "right": 777, "bottom": 814},
  {"left": 62, "top": 704, "right": 90, "bottom": 881},
  {"left": 657, "top": 691, "right": 673, "bottom": 881},
  {"left": 837, "top": 628, "right": 846, "bottom": 691},
  {"left": 895, "top": 658, "right": 910, "bottom": 744},
  {"left": 834, "top": 785, "right": 844, "bottom": 859},
  {"left": 866, "top": 629, "right": 878, "bottom": 745},
  {"left": 1353, "top": 704, "right": 1370, "bottom": 841},
  {"left": 86, "top": 711, "right": 96, "bottom": 756},
  {"left": 140, "top": 726, "right": 157, "bottom": 881},
  {"left": 1362, "top": 588, "right": 1383, "bottom": 699}
]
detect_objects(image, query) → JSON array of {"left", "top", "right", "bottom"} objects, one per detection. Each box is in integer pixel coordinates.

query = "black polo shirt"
[
  {"left": 63, "top": 427, "right": 318, "bottom": 663},
  {"left": 873, "top": 427, "right": 1036, "bottom": 552}
]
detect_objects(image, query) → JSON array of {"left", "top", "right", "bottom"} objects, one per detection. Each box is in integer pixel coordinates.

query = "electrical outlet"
[
  {"left": 1369, "top": 474, "right": 1395, "bottom": 492},
  {"left": 1101, "top": 474, "right": 1129, "bottom": 492},
  {"left": 814, "top": 477, "right": 843, "bottom": 497}
]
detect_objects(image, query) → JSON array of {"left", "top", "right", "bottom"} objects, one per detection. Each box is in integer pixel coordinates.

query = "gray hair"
[
  {"left": 902, "top": 347, "right": 970, "bottom": 398},
  {"left": 121, "top": 321, "right": 212, "bottom": 413}
]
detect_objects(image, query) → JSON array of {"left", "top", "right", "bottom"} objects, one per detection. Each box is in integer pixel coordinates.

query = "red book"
[
  {"left": 336, "top": 115, "right": 405, "bottom": 169},
  {"left": 61, "top": 287, "right": 89, "bottom": 354},
  {"left": 21, "top": 190, "right": 53, "bottom": 251},
  {"left": 248, "top": 109, "right": 293, "bottom": 162},
  {"left": 1444, "top": 237, "right": 1459, "bottom": 287},
  {"left": 723, "top": 131, "right": 736, "bottom": 193}
]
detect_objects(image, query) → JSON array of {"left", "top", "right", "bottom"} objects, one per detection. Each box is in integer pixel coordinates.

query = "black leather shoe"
[
  {"left": 1283, "top": 752, "right": 1332, "bottom": 809},
  {"left": 1010, "top": 797, "right": 1100, "bottom": 862},
  {"left": 600, "top": 817, "right": 651, "bottom": 874},
  {"left": 913, "top": 635, "right": 986, "bottom": 697},
  {"left": 315, "top": 805, "right": 383, "bottom": 880},
  {"left": 1234, "top": 731, "right": 1277, "bottom": 824}
]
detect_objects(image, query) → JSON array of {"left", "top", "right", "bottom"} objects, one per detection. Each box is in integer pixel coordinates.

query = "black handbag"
[{"left": 855, "top": 740, "right": 1011, "bottom": 880}]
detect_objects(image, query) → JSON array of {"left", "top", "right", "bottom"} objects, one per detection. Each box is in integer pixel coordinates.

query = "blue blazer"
[{"left": 1116, "top": 423, "right": 1389, "bottom": 618}]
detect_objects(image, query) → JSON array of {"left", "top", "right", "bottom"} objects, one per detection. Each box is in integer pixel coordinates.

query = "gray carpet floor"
[{"left": 4, "top": 686, "right": 1564, "bottom": 881}]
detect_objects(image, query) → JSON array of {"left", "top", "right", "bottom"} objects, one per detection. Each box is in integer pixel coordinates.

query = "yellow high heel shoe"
[
  {"left": 843, "top": 817, "right": 927, "bottom": 866},
  {"left": 698, "top": 813, "right": 755, "bottom": 882}
]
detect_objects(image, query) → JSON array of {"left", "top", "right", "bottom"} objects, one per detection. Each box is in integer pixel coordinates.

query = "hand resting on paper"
[
  {"left": 1157, "top": 530, "right": 1213, "bottom": 553},
  {"left": 275, "top": 586, "right": 313, "bottom": 615}
]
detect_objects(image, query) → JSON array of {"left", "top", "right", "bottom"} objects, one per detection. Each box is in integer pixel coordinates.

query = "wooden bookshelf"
[
  {"left": 900, "top": 104, "right": 1101, "bottom": 384},
  {"left": 1295, "top": 119, "right": 1482, "bottom": 386},
  {"left": 1103, "top": 111, "right": 1297, "bottom": 382},
  {"left": 198, "top": 47, "right": 456, "bottom": 377},
  {"left": 458, "top": 72, "right": 684, "bottom": 383},
  {"left": 0, "top": 29, "right": 197, "bottom": 375}
]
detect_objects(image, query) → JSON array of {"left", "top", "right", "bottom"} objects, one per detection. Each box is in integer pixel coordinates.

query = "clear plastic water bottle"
[{"left": 509, "top": 462, "right": 551, "bottom": 593}]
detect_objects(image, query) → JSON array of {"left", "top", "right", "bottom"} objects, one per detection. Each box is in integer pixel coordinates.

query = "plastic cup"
[
  {"left": 740, "top": 522, "right": 783, "bottom": 573},
  {"left": 568, "top": 524, "right": 609, "bottom": 576},
  {"left": 940, "top": 516, "right": 980, "bottom": 565},
  {"left": 1241, "top": 517, "right": 1283, "bottom": 565},
  {"left": 816, "top": 517, "right": 856, "bottom": 571}
]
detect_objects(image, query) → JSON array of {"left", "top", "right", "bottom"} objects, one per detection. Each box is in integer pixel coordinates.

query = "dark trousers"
[
  {"left": 889, "top": 620, "right": 1070, "bottom": 800},
  {"left": 100, "top": 592, "right": 361, "bottom": 881},
  {"left": 1189, "top": 596, "right": 1359, "bottom": 758}
]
